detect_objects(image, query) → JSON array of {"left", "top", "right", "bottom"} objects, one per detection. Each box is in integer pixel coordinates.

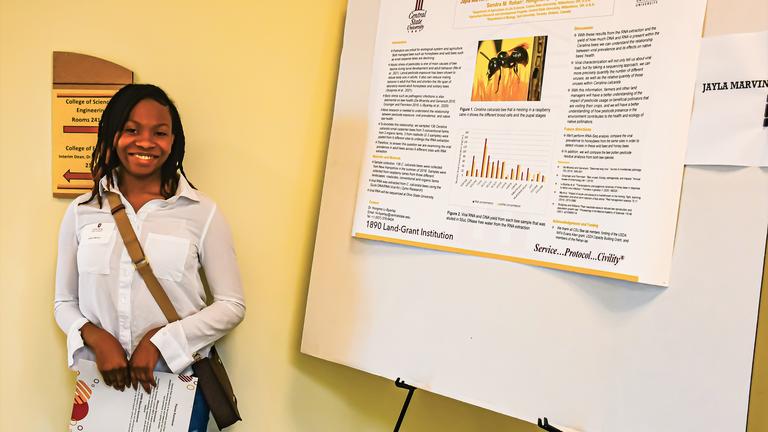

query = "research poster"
[
  {"left": 69, "top": 360, "right": 196, "bottom": 432},
  {"left": 351, "top": 0, "right": 707, "bottom": 286}
]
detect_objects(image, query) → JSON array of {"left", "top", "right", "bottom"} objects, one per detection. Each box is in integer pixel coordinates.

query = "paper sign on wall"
[{"left": 685, "top": 31, "right": 768, "bottom": 167}]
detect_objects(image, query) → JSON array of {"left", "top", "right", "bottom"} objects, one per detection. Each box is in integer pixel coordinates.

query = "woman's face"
[{"left": 115, "top": 98, "right": 174, "bottom": 182}]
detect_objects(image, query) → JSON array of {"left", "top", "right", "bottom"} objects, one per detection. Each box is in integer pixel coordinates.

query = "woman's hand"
[
  {"left": 129, "top": 327, "right": 163, "bottom": 393},
  {"left": 80, "top": 323, "right": 130, "bottom": 391}
]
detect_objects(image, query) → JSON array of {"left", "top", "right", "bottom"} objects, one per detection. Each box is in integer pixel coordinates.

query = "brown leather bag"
[
  {"left": 106, "top": 191, "right": 242, "bottom": 429},
  {"left": 191, "top": 346, "right": 241, "bottom": 428}
]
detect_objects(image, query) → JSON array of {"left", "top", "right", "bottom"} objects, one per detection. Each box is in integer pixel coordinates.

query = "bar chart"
[
  {"left": 451, "top": 129, "right": 552, "bottom": 211},
  {"left": 464, "top": 138, "right": 546, "bottom": 183}
]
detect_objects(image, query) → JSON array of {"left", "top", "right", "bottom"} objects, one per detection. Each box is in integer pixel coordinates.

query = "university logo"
[{"left": 408, "top": 0, "right": 426, "bottom": 33}]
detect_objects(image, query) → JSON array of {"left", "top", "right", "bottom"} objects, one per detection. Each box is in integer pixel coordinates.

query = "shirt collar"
[
  {"left": 172, "top": 175, "right": 200, "bottom": 202},
  {"left": 98, "top": 171, "right": 200, "bottom": 203}
]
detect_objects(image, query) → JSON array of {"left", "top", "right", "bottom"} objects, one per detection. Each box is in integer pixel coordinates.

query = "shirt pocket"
[
  {"left": 145, "top": 233, "right": 190, "bottom": 282},
  {"left": 77, "top": 223, "right": 116, "bottom": 275}
]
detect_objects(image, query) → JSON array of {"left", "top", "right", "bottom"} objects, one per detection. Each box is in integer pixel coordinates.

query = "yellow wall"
[
  {"left": 0, "top": 1, "right": 765, "bottom": 431},
  {"left": 0, "top": 1, "right": 537, "bottom": 430}
]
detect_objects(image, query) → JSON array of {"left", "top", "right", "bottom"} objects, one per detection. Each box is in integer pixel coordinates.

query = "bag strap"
[{"left": 105, "top": 191, "right": 181, "bottom": 323}]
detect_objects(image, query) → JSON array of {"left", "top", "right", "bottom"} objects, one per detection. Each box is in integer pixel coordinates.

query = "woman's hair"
[{"left": 81, "top": 84, "right": 193, "bottom": 206}]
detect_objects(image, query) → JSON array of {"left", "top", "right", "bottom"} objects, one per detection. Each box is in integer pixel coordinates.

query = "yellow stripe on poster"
[{"left": 354, "top": 232, "right": 639, "bottom": 282}]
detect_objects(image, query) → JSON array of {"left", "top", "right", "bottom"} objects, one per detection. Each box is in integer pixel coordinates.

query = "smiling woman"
[
  {"left": 83, "top": 85, "right": 191, "bottom": 209},
  {"left": 53, "top": 84, "right": 246, "bottom": 432},
  {"left": 115, "top": 99, "right": 174, "bottom": 189}
]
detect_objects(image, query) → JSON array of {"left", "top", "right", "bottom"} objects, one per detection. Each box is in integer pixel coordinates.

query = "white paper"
[
  {"left": 686, "top": 31, "right": 768, "bottom": 166},
  {"left": 68, "top": 360, "right": 197, "bottom": 432},
  {"left": 351, "top": 0, "right": 707, "bottom": 286}
]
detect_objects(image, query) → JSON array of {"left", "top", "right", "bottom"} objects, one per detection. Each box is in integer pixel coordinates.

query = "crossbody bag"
[{"left": 105, "top": 191, "right": 242, "bottom": 430}]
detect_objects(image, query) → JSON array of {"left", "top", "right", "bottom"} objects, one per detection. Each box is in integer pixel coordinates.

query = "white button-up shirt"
[{"left": 54, "top": 175, "right": 245, "bottom": 374}]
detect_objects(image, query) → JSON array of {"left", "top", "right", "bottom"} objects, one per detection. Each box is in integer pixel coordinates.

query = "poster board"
[{"left": 301, "top": 0, "right": 768, "bottom": 430}]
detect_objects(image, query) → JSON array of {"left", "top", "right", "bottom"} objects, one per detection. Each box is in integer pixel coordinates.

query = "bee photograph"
[{"left": 471, "top": 36, "right": 548, "bottom": 102}]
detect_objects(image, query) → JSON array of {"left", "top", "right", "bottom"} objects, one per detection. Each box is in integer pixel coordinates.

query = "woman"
[{"left": 54, "top": 84, "right": 245, "bottom": 431}]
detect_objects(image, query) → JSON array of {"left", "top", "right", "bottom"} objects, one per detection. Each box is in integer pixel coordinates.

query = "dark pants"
[{"left": 188, "top": 386, "right": 210, "bottom": 432}]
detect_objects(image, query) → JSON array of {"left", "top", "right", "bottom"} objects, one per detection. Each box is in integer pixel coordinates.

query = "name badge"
[{"left": 82, "top": 222, "right": 115, "bottom": 244}]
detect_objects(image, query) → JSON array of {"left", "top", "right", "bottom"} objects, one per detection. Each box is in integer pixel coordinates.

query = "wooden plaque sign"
[{"left": 52, "top": 52, "right": 133, "bottom": 198}]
